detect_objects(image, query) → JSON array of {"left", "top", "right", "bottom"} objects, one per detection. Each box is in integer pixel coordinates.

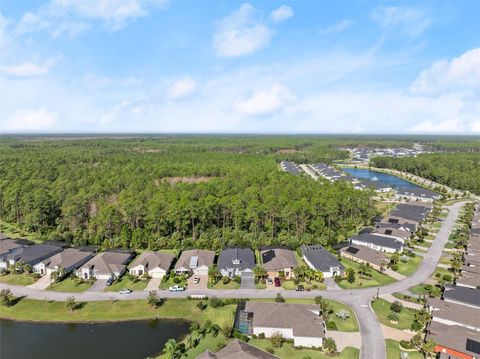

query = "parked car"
[
  {"left": 106, "top": 277, "right": 114, "bottom": 286},
  {"left": 119, "top": 288, "right": 132, "bottom": 294},
  {"left": 267, "top": 277, "right": 273, "bottom": 285},
  {"left": 296, "top": 285, "right": 304, "bottom": 292},
  {"left": 274, "top": 277, "right": 281, "bottom": 287},
  {"left": 169, "top": 285, "right": 185, "bottom": 292},
  {"left": 192, "top": 277, "right": 200, "bottom": 284}
]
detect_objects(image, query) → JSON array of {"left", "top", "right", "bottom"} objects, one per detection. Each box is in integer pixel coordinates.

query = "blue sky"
[{"left": 1, "top": 0, "right": 479, "bottom": 134}]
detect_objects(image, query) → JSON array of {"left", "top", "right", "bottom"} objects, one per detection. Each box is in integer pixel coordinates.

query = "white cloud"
[
  {"left": 1, "top": 62, "right": 49, "bottom": 77},
  {"left": 471, "top": 121, "right": 480, "bottom": 132},
  {"left": 15, "top": 0, "right": 167, "bottom": 35},
  {"left": 410, "top": 48, "right": 480, "bottom": 95},
  {"left": 319, "top": 20, "right": 351, "bottom": 35},
  {"left": 270, "top": 5, "right": 293, "bottom": 23},
  {"left": 371, "top": 6, "right": 431, "bottom": 38},
  {"left": 100, "top": 100, "right": 132, "bottom": 124},
  {"left": 409, "top": 119, "right": 464, "bottom": 133},
  {"left": 2, "top": 109, "right": 58, "bottom": 132},
  {"left": 233, "top": 83, "right": 296, "bottom": 115},
  {"left": 213, "top": 3, "right": 274, "bottom": 58},
  {"left": 167, "top": 76, "right": 197, "bottom": 99}
]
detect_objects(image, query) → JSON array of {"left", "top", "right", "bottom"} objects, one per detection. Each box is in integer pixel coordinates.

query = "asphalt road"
[{"left": 0, "top": 201, "right": 465, "bottom": 359}]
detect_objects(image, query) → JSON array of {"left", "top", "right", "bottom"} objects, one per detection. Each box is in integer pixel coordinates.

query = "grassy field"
[
  {"left": 249, "top": 339, "right": 360, "bottom": 359},
  {"left": 394, "top": 255, "right": 422, "bottom": 276},
  {"left": 338, "top": 258, "right": 396, "bottom": 289},
  {"left": 386, "top": 339, "right": 423, "bottom": 359},
  {"left": 48, "top": 278, "right": 92, "bottom": 292},
  {"left": 281, "top": 279, "right": 326, "bottom": 290},
  {"left": 105, "top": 277, "right": 149, "bottom": 292},
  {"left": 0, "top": 298, "right": 235, "bottom": 327},
  {"left": 159, "top": 276, "right": 188, "bottom": 290},
  {"left": 159, "top": 333, "right": 229, "bottom": 359},
  {"left": 371, "top": 299, "right": 416, "bottom": 330},
  {"left": 391, "top": 293, "right": 424, "bottom": 304},
  {"left": 0, "top": 273, "right": 37, "bottom": 286},
  {"left": 211, "top": 280, "right": 240, "bottom": 290}
]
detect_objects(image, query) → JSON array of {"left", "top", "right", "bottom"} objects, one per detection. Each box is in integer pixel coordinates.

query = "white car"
[
  {"left": 192, "top": 277, "right": 200, "bottom": 284},
  {"left": 119, "top": 288, "right": 132, "bottom": 294},
  {"left": 168, "top": 285, "right": 185, "bottom": 292}
]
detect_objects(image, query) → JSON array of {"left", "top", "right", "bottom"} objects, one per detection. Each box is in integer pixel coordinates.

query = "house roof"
[
  {"left": 197, "top": 340, "right": 280, "bottom": 359},
  {"left": 301, "top": 245, "right": 344, "bottom": 272},
  {"left": 358, "top": 180, "right": 391, "bottom": 190},
  {"left": 129, "top": 251, "right": 174, "bottom": 271},
  {"left": 375, "top": 222, "right": 412, "bottom": 232},
  {"left": 443, "top": 284, "right": 480, "bottom": 308},
  {"left": 217, "top": 247, "right": 255, "bottom": 271},
  {"left": 8, "top": 244, "right": 62, "bottom": 265},
  {"left": 350, "top": 233, "right": 404, "bottom": 251},
  {"left": 390, "top": 203, "right": 430, "bottom": 222},
  {"left": 426, "top": 321, "right": 480, "bottom": 357},
  {"left": 396, "top": 186, "right": 439, "bottom": 199},
  {"left": 260, "top": 247, "right": 298, "bottom": 270},
  {"left": 428, "top": 298, "right": 480, "bottom": 329},
  {"left": 340, "top": 245, "right": 389, "bottom": 267},
  {"left": 174, "top": 249, "right": 215, "bottom": 270},
  {"left": 0, "top": 239, "right": 23, "bottom": 256},
  {"left": 371, "top": 227, "right": 410, "bottom": 240},
  {"left": 243, "top": 302, "right": 325, "bottom": 338},
  {"left": 80, "top": 251, "right": 132, "bottom": 275},
  {"left": 41, "top": 248, "right": 94, "bottom": 269}
]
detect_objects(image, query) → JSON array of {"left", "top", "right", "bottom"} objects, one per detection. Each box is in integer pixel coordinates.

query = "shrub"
[
  {"left": 196, "top": 301, "right": 207, "bottom": 311},
  {"left": 270, "top": 332, "right": 284, "bottom": 348},
  {"left": 275, "top": 293, "right": 285, "bottom": 303},
  {"left": 209, "top": 296, "right": 223, "bottom": 308},
  {"left": 258, "top": 333, "right": 265, "bottom": 339},
  {"left": 265, "top": 347, "right": 275, "bottom": 354},
  {"left": 222, "top": 276, "right": 230, "bottom": 285},
  {"left": 400, "top": 340, "right": 413, "bottom": 349},
  {"left": 326, "top": 321, "right": 338, "bottom": 330},
  {"left": 172, "top": 277, "right": 181, "bottom": 284},
  {"left": 390, "top": 301, "right": 403, "bottom": 313},
  {"left": 411, "top": 321, "right": 423, "bottom": 332},
  {"left": 435, "top": 272, "right": 441, "bottom": 278},
  {"left": 233, "top": 276, "right": 241, "bottom": 283},
  {"left": 442, "top": 274, "right": 452, "bottom": 282}
]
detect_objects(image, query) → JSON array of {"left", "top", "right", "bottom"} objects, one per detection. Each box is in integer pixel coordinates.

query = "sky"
[{"left": 0, "top": 0, "right": 479, "bottom": 134}]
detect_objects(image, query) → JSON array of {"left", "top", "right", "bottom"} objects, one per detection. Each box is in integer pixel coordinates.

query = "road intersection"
[{"left": 0, "top": 201, "right": 466, "bottom": 359}]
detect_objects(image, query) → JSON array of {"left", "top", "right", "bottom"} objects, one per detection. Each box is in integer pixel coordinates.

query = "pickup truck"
[{"left": 168, "top": 285, "right": 185, "bottom": 292}]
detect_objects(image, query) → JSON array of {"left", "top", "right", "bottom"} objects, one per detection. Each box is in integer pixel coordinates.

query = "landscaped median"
[{"left": 337, "top": 258, "right": 396, "bottom": 289}]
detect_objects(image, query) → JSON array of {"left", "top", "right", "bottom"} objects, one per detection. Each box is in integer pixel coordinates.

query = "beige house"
[
  {"left": 33, "top": 248, "right": 94, "bottom": 278},
  {"left": 260, "top": 247, "right": 298, "bottom": 279},
  {"left": 340, "top": 245, "right": 388, "bottom": 271},
  {"left": 174, "top": 249, "right": 215, "bottom": 276},
  {"left": 197, "top": 339, "right": 279, "bottom": 359},
  {"left": 76, "top": 251, "right": 133, "bottom": 280},
  {"left": 128, "top": 251, "right": 174, "bottom": 279}
]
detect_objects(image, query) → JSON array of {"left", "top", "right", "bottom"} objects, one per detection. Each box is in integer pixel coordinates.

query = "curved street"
[{"left": 0, "top": 201, "right": 466, "bottom": 359}]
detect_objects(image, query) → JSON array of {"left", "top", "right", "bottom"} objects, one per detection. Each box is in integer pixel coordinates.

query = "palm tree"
[
  {"left": 163, "top": 339, "right": 178, "bottom": 359},
  {"left": 184, "top": 334, "right": 196, "bottom": 349},
  {"left": 211, "top": 324, "right": 221, "bottom": 337}
]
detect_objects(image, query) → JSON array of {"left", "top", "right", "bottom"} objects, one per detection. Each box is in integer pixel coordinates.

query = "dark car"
[
  {"left": 106, "top": 277, "right": 114, "bottom": 286},
  {"left": 274, "top": 277, "right": 281, "bottom": 287},
  {"left": 296, "top": 285, "right": 304, "bottom": 292}
]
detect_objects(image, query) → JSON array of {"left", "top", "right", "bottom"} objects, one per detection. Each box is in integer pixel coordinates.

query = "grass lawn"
[
  {"left": 105, "top": 276, "right": 148, "bottom": 292},
  {"left": 255, "top": 281, "right": 266, "bottom": 289},
  {"left": 395, "top": 256, "right": 422, "bottom": 276},
  {"left": 211, "top": 280, "right": 240, "bottom": 289},
  {"left": 0, "top": 298, "right": 236, "bottom": 327},
  {"left": 371, "top": 299, "right": 416, "bottom": 330},
  {"left": 338, "top": 258, "right": 396, "bottom": 289},
  {"left": 281, "top": 279, "right": 326, "bottom": 290},
  {"left": 159, "top": 333, "right": 229, "bottom": 359},
  {"left": 391, "top": 293, "right": 424, "bottom": 305},
  {"left": 409, "top": 284, "right": 440, "bottom": 297},
  {"left": 48, "top": 278, "right": 92, "bottom": 292},
  {"left": 251, "top": 298, "right": 359, "bottom": 332},
  {"left": 386, "top": 339, "right": 423, "bottom": 359},
  {"left": 249, "top": 339, "right": 359, "bottom": 359},
  {"left": 0, "top": 272, "right": 37, "bottom": 286},
  {"left": 159, "top": 276, "right": 188, "bottom": 290}
]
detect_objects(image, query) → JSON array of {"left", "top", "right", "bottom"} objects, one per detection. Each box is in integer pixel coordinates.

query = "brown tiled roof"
[
  {"left": 244, "top": 302, "right": 325, "bottom": 338},
  {"left": 81, "top": 251, "right": 131, "bottom": 275},
  {"left": 174, "top": 249, "right": 215, "bottom": 270},
  {"left": 426, "top": 321, "right": 480, "bottom": 358},
  {"left": 42, "top": 248, "right": 93, "bottom": 269},
  {"left": 129, "top": 251, "right": 174, "bottom": 271},
  {"left": 340, "top": 245, "right": 388, "bottom": 267},
  {"left": 196, "top": 340, "right": 280, "bottom": 359},
  {"left": 261, "top": 248, "right": 298, "bottom": 270}
]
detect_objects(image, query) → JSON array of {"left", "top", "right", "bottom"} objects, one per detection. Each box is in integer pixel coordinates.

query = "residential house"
[
  {"left": 395, "top": 186, "right": 440, "bottom": 202},
  {"left": 5, "top": 243, "right": 63, "bottom": 268},
  {"left": 260, "top": 246, "right": 298, "bottom": 279},
  {"left": 301, "top": 245, "right": 344, "bottom": 278},
  {"left": 235, "top": 302, "right": 326, "bottom": 348},
  {"left": 33, "top": 248, "right": 94, "bottom": 277},
  {"left": 442, "top": 285, "right": 480, "bottom": 310},
  {"left": 379, "top": 216, "right": 419, "bottom": 233},
  {"left": 371, "top": 227, "right": 410, "bottom": 242},
  {"left": 356, "top": 180, "right": 391, "bottom": 193},
  {"left": 197, "top": 339, "right": 279, "bottom": 359},
  {"left": 76, "top": 250, "right": 133, "bottom": 280},
  {"left": 280, "top": 161, "right": 301, "bottom": 175},
  {"left": 390, "top": 202, "right": 431, "bottom": 222},
  {"left": 174, "top": 249, "right": 215, "bottom": 276},
  {"left": 128, "top": 251, "right": 174, "bottom": 279},
  {"left": 427, "top": 298, "right": 480, "bottom": 331},
  {"left": 340, "top": 245, "right": 389, "bottom": 272},
  {"left": 426, "top": 321, "right": 480, "bottom": 359},
  {"left": 349, "top": 233, "right": 404, "bottom": 253},
  {"left": 0, "top": 239, "right": 27, "bottom": 270},
  {"left": 217, "top": 247, "right": 255, "bottom": 278}
]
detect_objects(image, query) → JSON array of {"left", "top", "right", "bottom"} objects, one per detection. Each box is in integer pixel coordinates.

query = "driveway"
[
  {"left": 87, "top": 279, "right": 108, "bottom": 292},
  {"left": 26, "top": 275, "right": 51, "bottom": 290},
  {"left": 325, "top": 277, "right": 342, "bottom": 290},
  {"left": 328, "top": 331, "right": 361, "bottom": 351},
  {"left": 187, "top": 275, "right": 207, "bottom": 290},
  {"left": 240, "top": 272, "right": 255, "bottom": 289},
  {"left": 144, "top": 278, "right": 162, "bottom": 291}
]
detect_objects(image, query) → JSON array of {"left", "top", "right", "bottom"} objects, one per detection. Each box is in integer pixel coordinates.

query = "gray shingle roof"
[
  {"left": 217, "top": 247, "right": 255, "bottom": 271},
  {"left": 8, "top": 244, "right": 63, "bottom": 265},
  {"left": 128, "top": 251, "right": 174, "bottom": 271},
  {"left": 443, "top": 284, "right": 480, "bottom": 308},
  {"left": 197, "top": 340, "right": 280, "bottom": 359},
  {"left": 350, "top": 233, "right": 404, "bottom": 251},
  {"left": 301, "top": 245, "right": 344, "bottom": 272}
]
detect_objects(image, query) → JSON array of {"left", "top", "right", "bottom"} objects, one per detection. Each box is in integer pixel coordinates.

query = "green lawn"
[
  {"left": 159, "top": 333, "right": 229, "bottom": 359},
  {"left": 105, "top": 276, "right": 148, "bottom": 292},
  {"left": 48, "top": 278, "right": 93, "bottom": 292},
  {"left": 0, "top": 298, "right": 236, "bottom": 327},
  {"left": 337, "top": 258, "right": 396, "bottom": 289},
  {"left": 211, "top": 280, "right": 240, "bottom": 289},
  {"left": 249, "top": 339, "right": 359, "bottom": 359},
  {"left": 159, "top": 276, "right": 188, "bottom": 290},
  {"left": 371, "top": 299, "right": 416, "bottom": 330},
  {"left": 0, "top": 272, "right": 37, "bottom": 286},
  {"left": 255, "top": 281, "right": 266, "bottom": 289},
  {"left": 394, "top": 255, "right": 422, "bottom": 276},
  {"left": 281, "top": 279, "right": 326, "bottom": 291},
  {"left": 391, "top": 293, "right": 424, "bottom": 305},
  {"left": 386, "top": 339, "right": 423, "bottom": 359}
]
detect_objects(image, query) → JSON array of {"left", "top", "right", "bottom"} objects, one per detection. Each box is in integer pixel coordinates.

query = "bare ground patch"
[{"left": 155, "top": 176, "right": 215, "bottom": 186}]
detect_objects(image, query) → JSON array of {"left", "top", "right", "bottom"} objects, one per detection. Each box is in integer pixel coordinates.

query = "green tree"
[
  {"left": 65, "top": 296, "right": 77, "bottom": 312},
  {"left": 346, "top": 268, "right": 356, "bottom": 284},
  {"left": 0, "top": 289, "right": 12, "bottom": 307},
  {"left": 323, "top": 337, "right": 337, "bottom": 354}
]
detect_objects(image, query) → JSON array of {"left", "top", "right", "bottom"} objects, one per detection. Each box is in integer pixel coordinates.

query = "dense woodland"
[
  {"left": 0, "top": 136, "right": 376, "bottom": 250},
  {"left": 372, "top": 153, "right": 480, "bottom": 195}
]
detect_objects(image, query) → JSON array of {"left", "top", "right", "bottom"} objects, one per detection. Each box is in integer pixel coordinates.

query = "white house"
[
  {"left": 301, "top": 245, "right": 344, "bottom": 278},
  {"left": 33, "top": 248, "right": 94, "bottom": 277},
  {"left": 350, "top": 233, "right": 404, "bottom": 253},
  {"left": 238, "top": 302, "right": 326, "bottom": 348},
  {"left": 76, "top": 250, "right": 133, "bottom": 280},
  {"left": 128, "top": 251, "right": 174, "bottom": 279}
]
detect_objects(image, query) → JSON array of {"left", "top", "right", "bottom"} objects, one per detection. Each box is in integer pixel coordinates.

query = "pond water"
[
  {"left": 343, "top": 168, "right": 423, "bottom": 190},
  {"left": 0, "top": 318, "right": 190, "bottom": 359}
]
